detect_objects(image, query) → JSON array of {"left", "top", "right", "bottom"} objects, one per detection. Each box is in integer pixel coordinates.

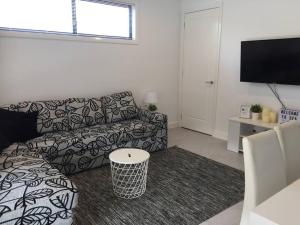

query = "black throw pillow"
[
  {"left": 0, "top": 131, "right": 11, "bottom": 152},
  {"left": 0, "top": 109, "right": 41, "bottom": 145}
]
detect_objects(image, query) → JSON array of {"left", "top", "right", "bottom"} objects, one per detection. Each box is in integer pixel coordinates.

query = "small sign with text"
[{"left": 279, "top": 108, "right": 300, "bottom": 123}]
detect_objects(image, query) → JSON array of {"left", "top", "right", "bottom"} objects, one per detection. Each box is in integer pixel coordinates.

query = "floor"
[
  {"left": 168, "top": 128, "right": 244, "bottom": 225},
  {"left": 71, "top": 146, "right": 244, "bottom": 225}
]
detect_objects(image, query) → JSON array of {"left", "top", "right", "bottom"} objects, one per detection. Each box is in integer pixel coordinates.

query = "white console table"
[{"left": 227, "top": 117, "right": 278, "bottom": 152}]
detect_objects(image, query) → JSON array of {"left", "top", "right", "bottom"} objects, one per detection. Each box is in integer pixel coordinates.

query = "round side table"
[{"left": 109, "top": 148, "right": 150, "bottom": 199}]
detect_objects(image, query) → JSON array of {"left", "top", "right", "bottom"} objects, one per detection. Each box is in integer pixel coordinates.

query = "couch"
[
  {"left": 0, "top": 144, "right": 78, "bottom": 225},
  {"left": 0, "top": 91, "right": 168, "bottom": 224}
]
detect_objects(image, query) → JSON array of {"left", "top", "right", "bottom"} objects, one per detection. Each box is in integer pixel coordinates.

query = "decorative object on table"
[
  {"left": 240, "top": 105, "right": 251, "bottom": 119},
  {"left": 279, "top": 108, "right": 300, "bottom": 123},
  {"left": 269, "top": 111, "right": 278, "bottom": 123},
  {"left": 262, "top": 114, "right": 270, "bottom": 123},
  {"left": 148, "top": 104, "right": 157, "bottom": 112},
  {"left": 250, "top": 104, "right": 262, "bottom": 121},
  {"left": 261, "top": 107, "right": 278, "bottom": 124},
  {"left": 109, "top": 148, "right": 150, "bottom": 199},
  {"left": 262, "top": 107, "right": 271, "bottom": 123},
  {"left": 262, "top": 107, "right": 271, "bottom": 116},
  {"left": 144, "top": 91, "right": 158, "bottom": 111}
]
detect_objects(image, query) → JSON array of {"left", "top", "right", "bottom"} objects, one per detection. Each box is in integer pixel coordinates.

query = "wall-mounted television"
[{"left": 240, "top": 38, "right": 300, "bottom": 85}]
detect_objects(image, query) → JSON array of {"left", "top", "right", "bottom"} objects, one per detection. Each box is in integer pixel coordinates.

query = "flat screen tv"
[{"left": 240, "top": 38, "right": 300, "bottom": 85}]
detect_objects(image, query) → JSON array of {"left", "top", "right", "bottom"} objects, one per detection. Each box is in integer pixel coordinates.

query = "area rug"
[{"left": 70, "top": 147, "right": 244, "bottom": 225}]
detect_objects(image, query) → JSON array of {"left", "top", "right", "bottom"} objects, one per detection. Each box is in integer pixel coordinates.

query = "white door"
[{"left": 181, "top": 8, "right": 221, "bottom": 135}]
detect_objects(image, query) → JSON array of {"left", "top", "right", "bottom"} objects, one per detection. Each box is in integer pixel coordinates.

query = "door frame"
[{"left": 178, "top": 1, "right": 223, "bottom": 136}]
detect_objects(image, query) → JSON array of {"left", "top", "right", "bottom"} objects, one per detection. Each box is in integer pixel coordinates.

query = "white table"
[
  {"left": 250, "top": 179, "right": 300, "bottom": 225},
  {"left": 109, "top": 148, "right": 150, "bottom": 199},
  {"left": 227, "top": 117, "right": 278, "bottom": 152}
]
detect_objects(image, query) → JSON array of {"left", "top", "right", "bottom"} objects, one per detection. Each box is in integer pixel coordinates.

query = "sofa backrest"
[
  {"left": 1, "top": 91, "right": 139, "bottom": 134},
  {"left": 66, "top": 98, "right": 105, "bottom": 130},
  {"left": 101, "top": 91, "right": 138, "bottom": 123},
  {"left": 1, "top": 101, "right": 69, "bottom": 134},
  {"left": 17, "top": 100, "right": 69, "bottom": 134},
  {"left": 1, "top": 104, "right": 19, "bottom": 112}
]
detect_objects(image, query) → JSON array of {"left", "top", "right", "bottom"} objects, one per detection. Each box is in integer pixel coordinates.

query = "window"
[
  {"left": 77, "top": 1, "right": 133, "bottom": 39},
  {"left": 0, "top": 0, "right": 135, "bottom": 41},
  {"left": 0, "top": 0, "right": 73, "bottom": 33}
]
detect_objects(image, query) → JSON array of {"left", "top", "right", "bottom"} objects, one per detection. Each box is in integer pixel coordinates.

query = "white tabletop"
[
  {"left": 229, "top": 117, "right": 278, "bottom": 129},
  {"left": 109, "top": 148, "right": 150, "bottom": 164},
  {"left": 250, "top": 179, "right": 300, "bottom": 225}
]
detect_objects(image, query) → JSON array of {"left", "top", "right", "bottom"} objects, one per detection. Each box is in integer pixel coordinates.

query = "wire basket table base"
[{"left": 110, "top": 160, "right": 149, "bottom": 199}]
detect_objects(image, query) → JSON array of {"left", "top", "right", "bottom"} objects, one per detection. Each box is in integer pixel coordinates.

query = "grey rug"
[{"left": 70, "top": 147, "right": 244, "bottom": 225}]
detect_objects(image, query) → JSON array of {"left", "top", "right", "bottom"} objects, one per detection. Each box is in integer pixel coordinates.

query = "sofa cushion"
[
  {"left": 67, "top": 98, "right": 105, "bottom": 130},
  {"left": 0, "top": 150, "right": 78, "bottom": 225},
  {"left": 17, "top": 100, "right": 69, "bottom": 134},
  {"left": 101, "top": 91, "right": 138, "bottom": 123},
  {"left": 0, "top": 132, "right": 10, "bottom": 153},
  {"left": 73, "top": 119, "right": 157, "bottom": 147},
  {"left": 26, "top": 131, "right": 81, "bottom": 159},
  {"left": 0, "top": 109, "right": 40, "bottom": 144},
  {"left": 0, "top": 104, "right": 19, "bottom": 112},
  {"left": 0, "top": 105, "right": 24, "bottom": 152},
  {"left": 29, "top": 119, "right": 156, "bottom": 161}
]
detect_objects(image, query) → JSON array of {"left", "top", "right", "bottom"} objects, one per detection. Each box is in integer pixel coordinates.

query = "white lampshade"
[{"left": 144, "top": 91, "right": 158, "bottom": 104}]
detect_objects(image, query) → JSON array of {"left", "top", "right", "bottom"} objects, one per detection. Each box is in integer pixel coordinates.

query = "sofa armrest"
[
  {"left": 138, "top": 109, "right": 168, "bottom": 150},
  {"left": 138, "top": 109, "right": 168, "bottom": 128}
]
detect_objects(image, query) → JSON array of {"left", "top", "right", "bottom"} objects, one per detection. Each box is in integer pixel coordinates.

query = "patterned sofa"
[
  {"left": 0, "top": 91, "right": 168, "bottom": 224},
  {"left": 0, "top": 144, "right": 78, "bottom": 225}
]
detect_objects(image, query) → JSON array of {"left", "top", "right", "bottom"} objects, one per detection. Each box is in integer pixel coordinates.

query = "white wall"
[
  {"left": 181, "top": 0, "right": 300, "bottom": 139},
  {"left": 0, "top": 0, "right": 180, "bottom": 125}
]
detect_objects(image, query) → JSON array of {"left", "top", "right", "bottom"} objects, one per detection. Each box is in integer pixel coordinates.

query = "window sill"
[{"left": 0, "top": 30, "right": 138, "bottom": 45}]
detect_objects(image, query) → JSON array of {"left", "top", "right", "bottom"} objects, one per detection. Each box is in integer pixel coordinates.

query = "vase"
[
  {"left": 270, "top": 111, "right": 278, "bottom": 123},
  {"left": 262, "top": 115, "right": 270, "bottom": 123},
  {"left": 252, "top": 112, "right": 260, "bottom": 121}
]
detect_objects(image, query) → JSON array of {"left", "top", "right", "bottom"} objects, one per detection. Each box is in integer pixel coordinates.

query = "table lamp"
[{"left": 144, "top": 91, "right": 158, "bottom": 111}]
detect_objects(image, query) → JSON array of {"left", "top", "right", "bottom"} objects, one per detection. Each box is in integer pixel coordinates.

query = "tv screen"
[{"left": 240, "top": 38, "right": 300, "bottom": 85}]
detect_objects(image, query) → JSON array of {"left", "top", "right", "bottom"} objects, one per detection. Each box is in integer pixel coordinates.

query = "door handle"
[{"left": 205, "top": 81, "right": 214, "bottom": 84}]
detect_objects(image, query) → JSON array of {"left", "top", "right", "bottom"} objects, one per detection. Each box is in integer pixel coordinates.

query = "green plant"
[
  {"left": 148, "top": 104, "right": 157, "bottom": 112},
  {"left": 250, "top": 104, "right": 262, "bottom": 113}
]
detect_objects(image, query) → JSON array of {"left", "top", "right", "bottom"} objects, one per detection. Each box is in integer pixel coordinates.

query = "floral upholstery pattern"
[
  {"left": 0, "top": 146, "right": 78, "bottom": 225},
  {"left": 0, "top": 104, "right": 19, "bottom": 112},
  {"left": 50, "top": 136, "right": 164, "bottom": 174},
  {"left": 47, "top": 135, "right": 166, "bottom": 175},
  {"left": 0, "top": 91, "right": 167, "bottom": 224},
  {"left": 0, "top": 92, "right": 167, "bottom": 175},
  {"left": 66, "top": 98, "right": 105, "bottom": 130},
  {"left": 49, "top": 109, "right": 166, "bottom": 175},
  {"left": 26, "top": 133, "right": 80, "bottom": 159},
  {"left": 17, "top": 101, "right": 69, "bottom": 134},
  {"left": 101, "top": 91, "right": 138, "bottom": 123},
  {"left": 138, "top": 109, "right": 168, "bottom": 129},
  {"left": 25, "top": 119, "right": 158, "bottom": 174},
  {"left": 72, "top": 119, "right": 157, "bottom": 145}
]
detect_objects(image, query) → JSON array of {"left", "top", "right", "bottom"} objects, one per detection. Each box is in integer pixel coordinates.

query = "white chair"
[
  {"left": 240, "top": 130, "right": 287, "bottom": 225},
  {"left": 274, "top": 121, "right": 300, "bottom": 184}
]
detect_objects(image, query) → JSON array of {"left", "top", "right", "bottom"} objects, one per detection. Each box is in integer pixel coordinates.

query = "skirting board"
[
  {"left": 168, "top": 121, "right": 179, "bottom": 129},
  {"left": 213, "top": 130, "right": 228, "bottom": 141},
  {"left": 168, "top": 122, "right": 228, "bottom": 141}
]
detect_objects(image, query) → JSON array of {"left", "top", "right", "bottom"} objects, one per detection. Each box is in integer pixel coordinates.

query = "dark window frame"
[{"left": 0, "top": 0, "right": 134, "bottom": 40}]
